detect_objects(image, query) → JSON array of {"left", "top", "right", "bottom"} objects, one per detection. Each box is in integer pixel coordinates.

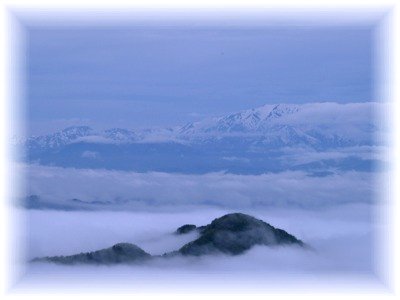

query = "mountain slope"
[
  {"left": 178, "top": 213, "right": 304, "bottom": 256},
  {"left": 34, "top": 243, "right": 151, "bottom": 265},
  {"left": 33, "top": 213, "right": 305, "bottom": 264},
  {"left": 177, "top": 102, "right": 377, "bottom": 147},
  {"left": 25, "top": 102, "right": 379, "bottom": 148},
  {"left": 20, "top": 102, "right": 382, "bottom": 174}
]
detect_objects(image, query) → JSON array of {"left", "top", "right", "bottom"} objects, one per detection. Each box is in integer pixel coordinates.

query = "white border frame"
[{"left": 1, "top": 0, "right": 399, "bottom": 298}]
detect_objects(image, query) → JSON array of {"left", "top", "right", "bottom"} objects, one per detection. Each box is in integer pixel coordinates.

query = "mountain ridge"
[
  {"left": 33, "top": 213, "right": 305, "bottom": 265},
  {"left": 19, "top": 102, "right": 382, "bottom": 174},
  {"left": 24, "top": 101, "right": 380, "bottom": 150}
]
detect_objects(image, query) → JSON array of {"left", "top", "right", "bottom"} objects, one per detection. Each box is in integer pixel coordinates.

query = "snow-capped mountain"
[
  {"left": 179, "top": 104, "right": 298, "bottom": 135},
  {"left": 20, "top": 102, "right": 383, "bottom": 174},
  {"left": 26, "top": 126, "right": 95, "bottom": 150},
  {"left": 179, "top": 102, "right": 374, "bottom": 133},
  {"left": 26, "top": 126, "right": 180, "bottom": 150},
  {"left": 103, "top": 128, "right": 138, "bottom": 142},
  {"left": 177, "top": 102, "right": 378, "bottom": 148},
  {"left": 25, "top": 102, "right": 379, "bottom": 150}
]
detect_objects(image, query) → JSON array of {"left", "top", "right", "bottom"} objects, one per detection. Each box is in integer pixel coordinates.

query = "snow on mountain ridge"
[
  {"left": 103, "top": 128, "right": 138, "bottom": 142},
  {"left": 179, "top": 102, "right": 379, "bottom": 140},
  {"left": 25, "top": 102, "right": 380, "bottom": 149},
  {"left": 27, "top": 126, "right": 95, "bottom": 149},
  {"left": 26, "top": 126, "right": 179, "bottom": 149},
  {"left": 266, "top": 104, "right": 300, "bottom": 120},
  {"left": 178, "top": 103, "right": 304, "bottom": 135},
  {"left": 178, "top": 104, "right": 277, "bottom": 135}
]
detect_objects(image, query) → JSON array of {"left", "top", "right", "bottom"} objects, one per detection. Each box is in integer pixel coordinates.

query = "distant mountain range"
[{"left": 20, "top": 102, "right": 383, "bottom": 174}]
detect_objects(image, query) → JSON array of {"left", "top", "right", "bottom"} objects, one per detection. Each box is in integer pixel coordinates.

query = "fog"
[
  {"left": 10, "top": 204, "right": 377, "bottom": 292},
  {"left": 25, "top": 204, "right": 374, "bottom": 269},
  {"left": 12, "top": 163, "right": 382, "bottom": 292},
  {"left": 22, "top": 164, "right": 377, "bottom": 210}
]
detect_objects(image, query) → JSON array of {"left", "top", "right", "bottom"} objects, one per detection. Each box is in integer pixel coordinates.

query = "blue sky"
[{"left": 27, "top": 25, "right": 373, "bottom": 135}]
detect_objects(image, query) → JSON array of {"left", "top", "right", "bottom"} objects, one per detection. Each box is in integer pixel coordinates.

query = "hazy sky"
[{"left": 27, "top": 25, "right": 374, "bottom": 135}]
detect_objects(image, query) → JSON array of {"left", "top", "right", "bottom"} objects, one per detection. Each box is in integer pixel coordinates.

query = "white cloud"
[
  {"left": 20, "top": 164, "right": 377, "bottom": 210},
  {"left": 19, "top": 203, "right": 379, "bottom": 292},
  {"left": 14, "top": 162, "right": 382, "bottom": 291},
  {"left": 280, "top": 145, "right": 388, "bottom": 165},
  {"left": 270, "top": 102, "right": 389, "bottom": 142}
]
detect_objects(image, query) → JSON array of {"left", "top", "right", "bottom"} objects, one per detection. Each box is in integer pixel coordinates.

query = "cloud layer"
[
  {"left": 19, "top": 204, "right": 378, "bottom": 292},
  {"left": 21, "top": 164, "right": 378, "bottom": 210},
  {"left": 16, "top": 163, "right": 381, "bottom": 292}
]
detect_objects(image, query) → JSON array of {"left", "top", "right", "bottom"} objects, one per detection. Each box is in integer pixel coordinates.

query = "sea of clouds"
[
  {"left": 9, "top": 162, "right": 387, "bottom": 292},
  {"left": 21, "top": 163, "right": 379, "bottom": 210},
  {"left": 14, "top": 203, "right": 382, "bottom": 293}
]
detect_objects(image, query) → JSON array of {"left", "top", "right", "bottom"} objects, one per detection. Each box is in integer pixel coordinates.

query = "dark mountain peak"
[
  {"left": 178, "top": 213, "right": 304, "bottom": 256},
  {"left": 33, "top": 242, "right": 151, "bottom": 265},
  {"left": 176, "top": 224, "right": 197, "bottom": 234},
  {"left": 207, "top": 212, "right": 265, "bottom": 231},
  {"left": 33, "top": 213, "right": 306, "bottom": 265},
  {"left": 111, "top": 242, "right": 146, "bottom": 254}
]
